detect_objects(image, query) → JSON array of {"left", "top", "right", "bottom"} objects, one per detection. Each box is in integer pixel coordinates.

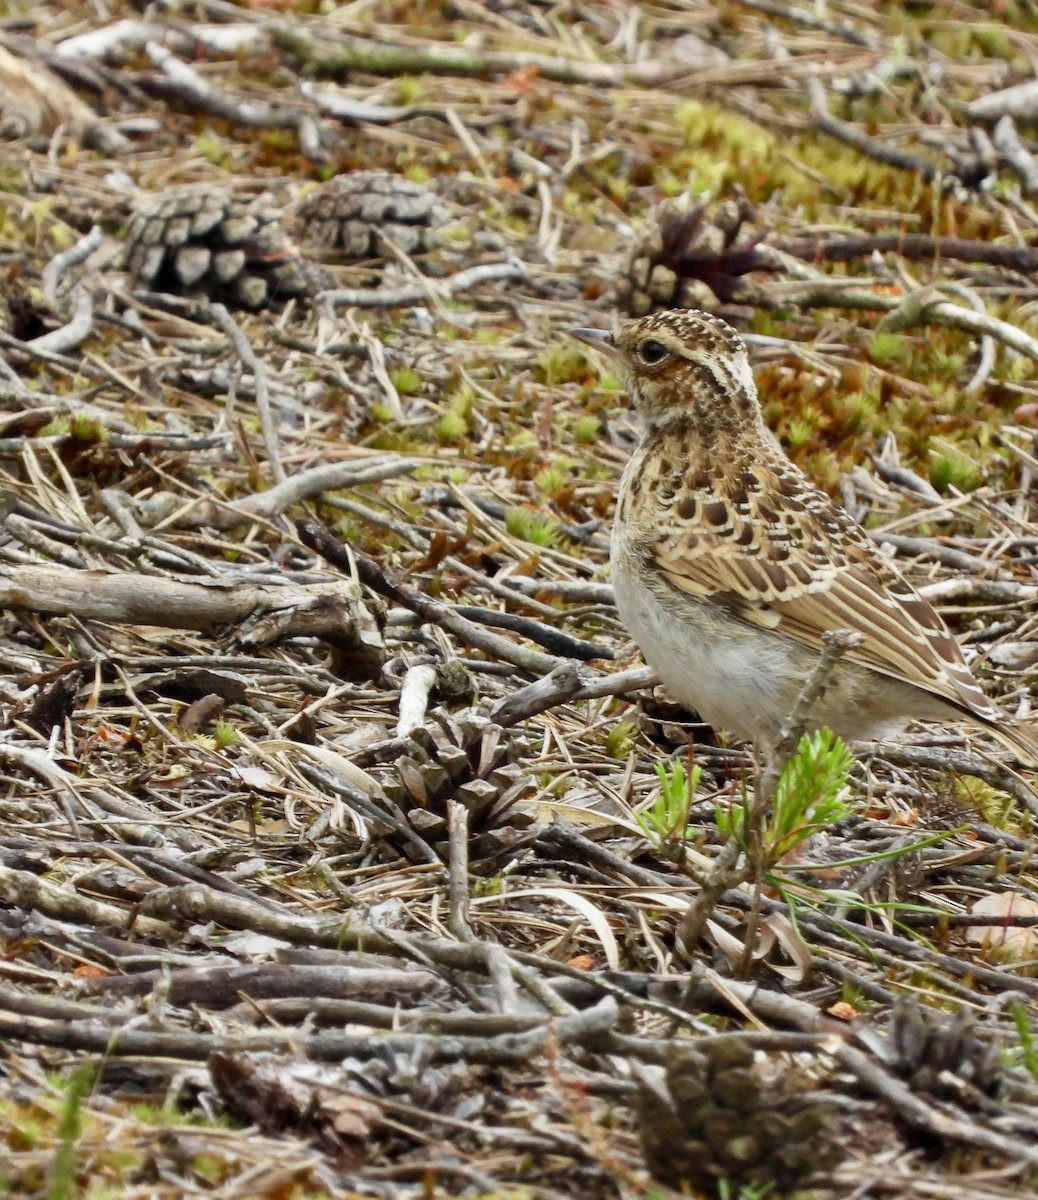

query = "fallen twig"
[
  {"left": 298, "top": 518, "right": 566, "bottom": 676},
  {"left": 316, "top": 260, "right": 527, "bottom": 309},
  {"left": 208, "top": 302, "right": 284, "bottom": 485},
  {"left": 41, "top": 225, "right": 102, "bottom": 306}
]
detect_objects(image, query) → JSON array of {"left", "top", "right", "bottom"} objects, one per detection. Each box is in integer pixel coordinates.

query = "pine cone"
[
  {"left": 376, "top": 706, "right": 538, "bottom": 868},
  {"left": 888, "top": 998, "right": 1002, "bottom": 1099},
  {"left": 123, "top": 188, "right": 332, "bottom": 309},
  {"left": 637, "top": 1040, "right": 834, "bottom": 1195},
  {"left": 616, "top": 194, "right": 772, "bottom": 320},
  {"left": 289, "top": 171, "right": 449, "bottom": 262}
]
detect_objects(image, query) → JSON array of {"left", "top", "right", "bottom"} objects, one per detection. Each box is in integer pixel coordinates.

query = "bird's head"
[{"left": 571, "top": 309, "right": 761, "bottom": 436}]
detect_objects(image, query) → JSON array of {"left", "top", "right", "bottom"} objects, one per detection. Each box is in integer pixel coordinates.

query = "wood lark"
[{"left": 572, "top": 309, "right": 1038, "bottom": 762}]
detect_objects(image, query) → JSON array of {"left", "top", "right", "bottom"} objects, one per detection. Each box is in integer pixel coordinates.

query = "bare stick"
[
  {"left": 992, "top": 116, "right": 1038, "bottom": 194},
  {"left": 141, "top": 42, "right": 324, "bottom": 159},
  {"left": 317, "top": 261, "right": 526, "bottom": 309},
  {"left": 41, "top": 225, "right": 102, "bottom": 306},
  {"left": 0, "top": 863, "right": 175, "bottom": 941},
  {"left": 271, "top": 22, "right": 689, "bottom": 88},
  {"left": 396, "top": 664, "right": 438, "bottom": 738},
  {"left": 759, "top": 245, "right": 1038, "bottom": 366},
  {"left": 806, "top": 78, "right": 937, "bottom": 181},
  {"left": 209, "top": 303, "right": 284, "bottom": 484},
  {"left": 447, "top": 800, "right": 472, "bottom": 940},
  {"left": 0, "top": 563, "right": 380, "bottom": 659},
  {"left": 27, "top": 290, "right": 94, "bottom": 356},
  {"left": 490, "top": 663, "right": 585, "bottom": 728},
  {"left": 298, "top": 518, "right": 565, "bottom": 676}
]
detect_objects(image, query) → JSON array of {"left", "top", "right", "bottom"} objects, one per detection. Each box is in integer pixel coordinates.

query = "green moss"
[
  {"left": 832, "top": 390, "right": 877, "bottom": 437},
  {"left": 432, "top": 380, "right": 475, "bottom": 444},
  {"left": 37, "top": 417, "right": 71, "bottom": 437},
  {"left": 394, "top": 75, "right": 426, "bottom": 105},
  {"left": 504, "top": 507, "right": 562, "bottom": 548},
  {"left": 929, "top": 348, "right": 966, "bottom": 379},
  {"left": 570, "top": 415, "right": 601, "bottom": 443},
  {"left": 413, "top": 464, "right": 470, "bottom": 484},
  {"left": 604, "top": 716, "right": 639, "bottom": 759},
  {"left": 784, "top": 418, "right": 817, "bottom": 450},
  {"left": 673, "top": 100, "right": 776, "bottom": 164},
  {"left": 535, "top": 342, "right": 593, "bottom": 387},
  {"left": 434, "top": 410, "right": 467, "bottom": 443},
  {"left": 389, "top": 366, "right": 421, "bottom": 395},
  {"left": 929, "top": 449, "right": 981, "bottom": 492},
  {"left": 369, "top": 400, "right": 398, "bottom": 423},
  {"left": 534, "top": 460, "right": 574, "bottom": 499},
  {"left": 194, "top": 130, "right": 234, "bottom": 169},
  {"left": 868, "top": 331, "right": 910, "bottom": 368},
  {"left": 214, "top": 721, "right": 238, "bottom": 749}
]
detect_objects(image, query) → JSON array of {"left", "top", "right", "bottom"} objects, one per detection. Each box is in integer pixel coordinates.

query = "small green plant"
[
  {"left": 604, "top": 716, "right": 639, "bottom": 760},
  {"left": 48, "top": 1066, "right": 94, "bottom": 1200},
  {"left": 867, "top": 330, "right": 909, "bottom": 368},
  {"left": 37, "top": 416, "right": 71, "bottom": 438},
  {"left": 71, "top": 413, "right": 108, "bottom": 440},
  {"left": 784, "top": 417, "right": 816, "bottom": 450},
  {"left": 1010, "top": 1003, "right": 1038, "bottom": 1080},
  {"left": 389, "top": 366, "right": 421, "bottom": 395},
  {"left": 369, "top": 400, "right": 398, "bottom": 424},
  {"left": 504, "top": 506, "right": 562, "bottom": 548},
  {"left": 570, "top": 415, "right": 600, "bottom": 444},
  {"left": 534, "top": 459, "right": 573, "bottom": 499},
  {"left": 214, "top": 721, "right": 238, "bottom": 750},
  {"left": 716, "top": 728, "right": 853, "bottom": 871},
  {"left": 413, "top": 464, "right": 470, "bottom": 485},
  {"left": 433, "top": 409, "right": 468, "bottom": 444},
  {"left": 472, "top": 874, "right": 505, "bottom": 898},
  {"left": 194, "top": 130, "right": 233, "bottom": 169},
  {"left": 637, "top": 757, "right": 702, "bottom": 859},
  {"left": 535, "top": 342, "right": 592, "bottom": 386},
  {"left": 929, "top": 449, "right": 980, "bottom": 493},
  {"left": 929, "top": 348, "right": 965, "bottom": 378},
  {"left": 505, "top": 428, "right": 538, "bottom": 451},
  {"left": 433, "top": 381, "right": 475, "bottom": 444},
  {"left": 395, "top": 75, "right": 426, "bottom": 105},
  {"left": 402, "top": 161, "right": 431, "bottom": 184}
]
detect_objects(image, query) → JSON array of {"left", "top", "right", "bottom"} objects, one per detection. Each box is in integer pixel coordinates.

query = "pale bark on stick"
[{"left": 0, "top": 562, "right": 377, "bottom": 648}]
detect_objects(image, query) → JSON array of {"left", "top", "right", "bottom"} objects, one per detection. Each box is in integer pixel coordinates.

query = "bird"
[{"left": 571, "top": 308, "right": 1038, "bottom": 763}]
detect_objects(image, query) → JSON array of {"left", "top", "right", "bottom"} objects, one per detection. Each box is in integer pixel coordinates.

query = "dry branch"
[
  {"left": 270, "top": 23, "right": 688, "bottom": 88},
  {"left": 0, "top": 563, "right": 383, "bottom": 662}
]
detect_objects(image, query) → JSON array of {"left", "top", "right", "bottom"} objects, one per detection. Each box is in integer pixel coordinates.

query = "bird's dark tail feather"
[{"left": 984, "top": 718, "right": 1038, "bottom": 772}]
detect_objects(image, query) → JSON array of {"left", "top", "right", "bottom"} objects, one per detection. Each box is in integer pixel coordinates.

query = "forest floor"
[{"left": 3, "top": 1, "right": 1038, "bottom": 1198}]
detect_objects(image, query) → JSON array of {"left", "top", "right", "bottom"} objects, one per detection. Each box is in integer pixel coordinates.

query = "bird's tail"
[{"left": 982, "top": 717, "right": 1038, "bottom": 772}]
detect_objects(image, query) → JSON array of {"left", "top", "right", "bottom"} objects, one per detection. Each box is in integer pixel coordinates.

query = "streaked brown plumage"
[{"left": 573, "top": 309, "right": 1038, "bottom": 762}]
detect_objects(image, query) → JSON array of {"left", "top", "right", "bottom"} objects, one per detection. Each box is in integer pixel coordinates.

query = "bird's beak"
[{"left": 569, "top": 327, "right": 620, "bottom": 360}]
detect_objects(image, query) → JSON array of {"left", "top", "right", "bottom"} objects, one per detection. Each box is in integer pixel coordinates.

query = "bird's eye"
[{"left": 639, "top": 339, "right": 668, "bottom": 364}]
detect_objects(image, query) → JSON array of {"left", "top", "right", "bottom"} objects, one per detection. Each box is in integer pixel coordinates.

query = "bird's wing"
[{"left": 651, "top": 457, "right": 1001, "bottom": 723}]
